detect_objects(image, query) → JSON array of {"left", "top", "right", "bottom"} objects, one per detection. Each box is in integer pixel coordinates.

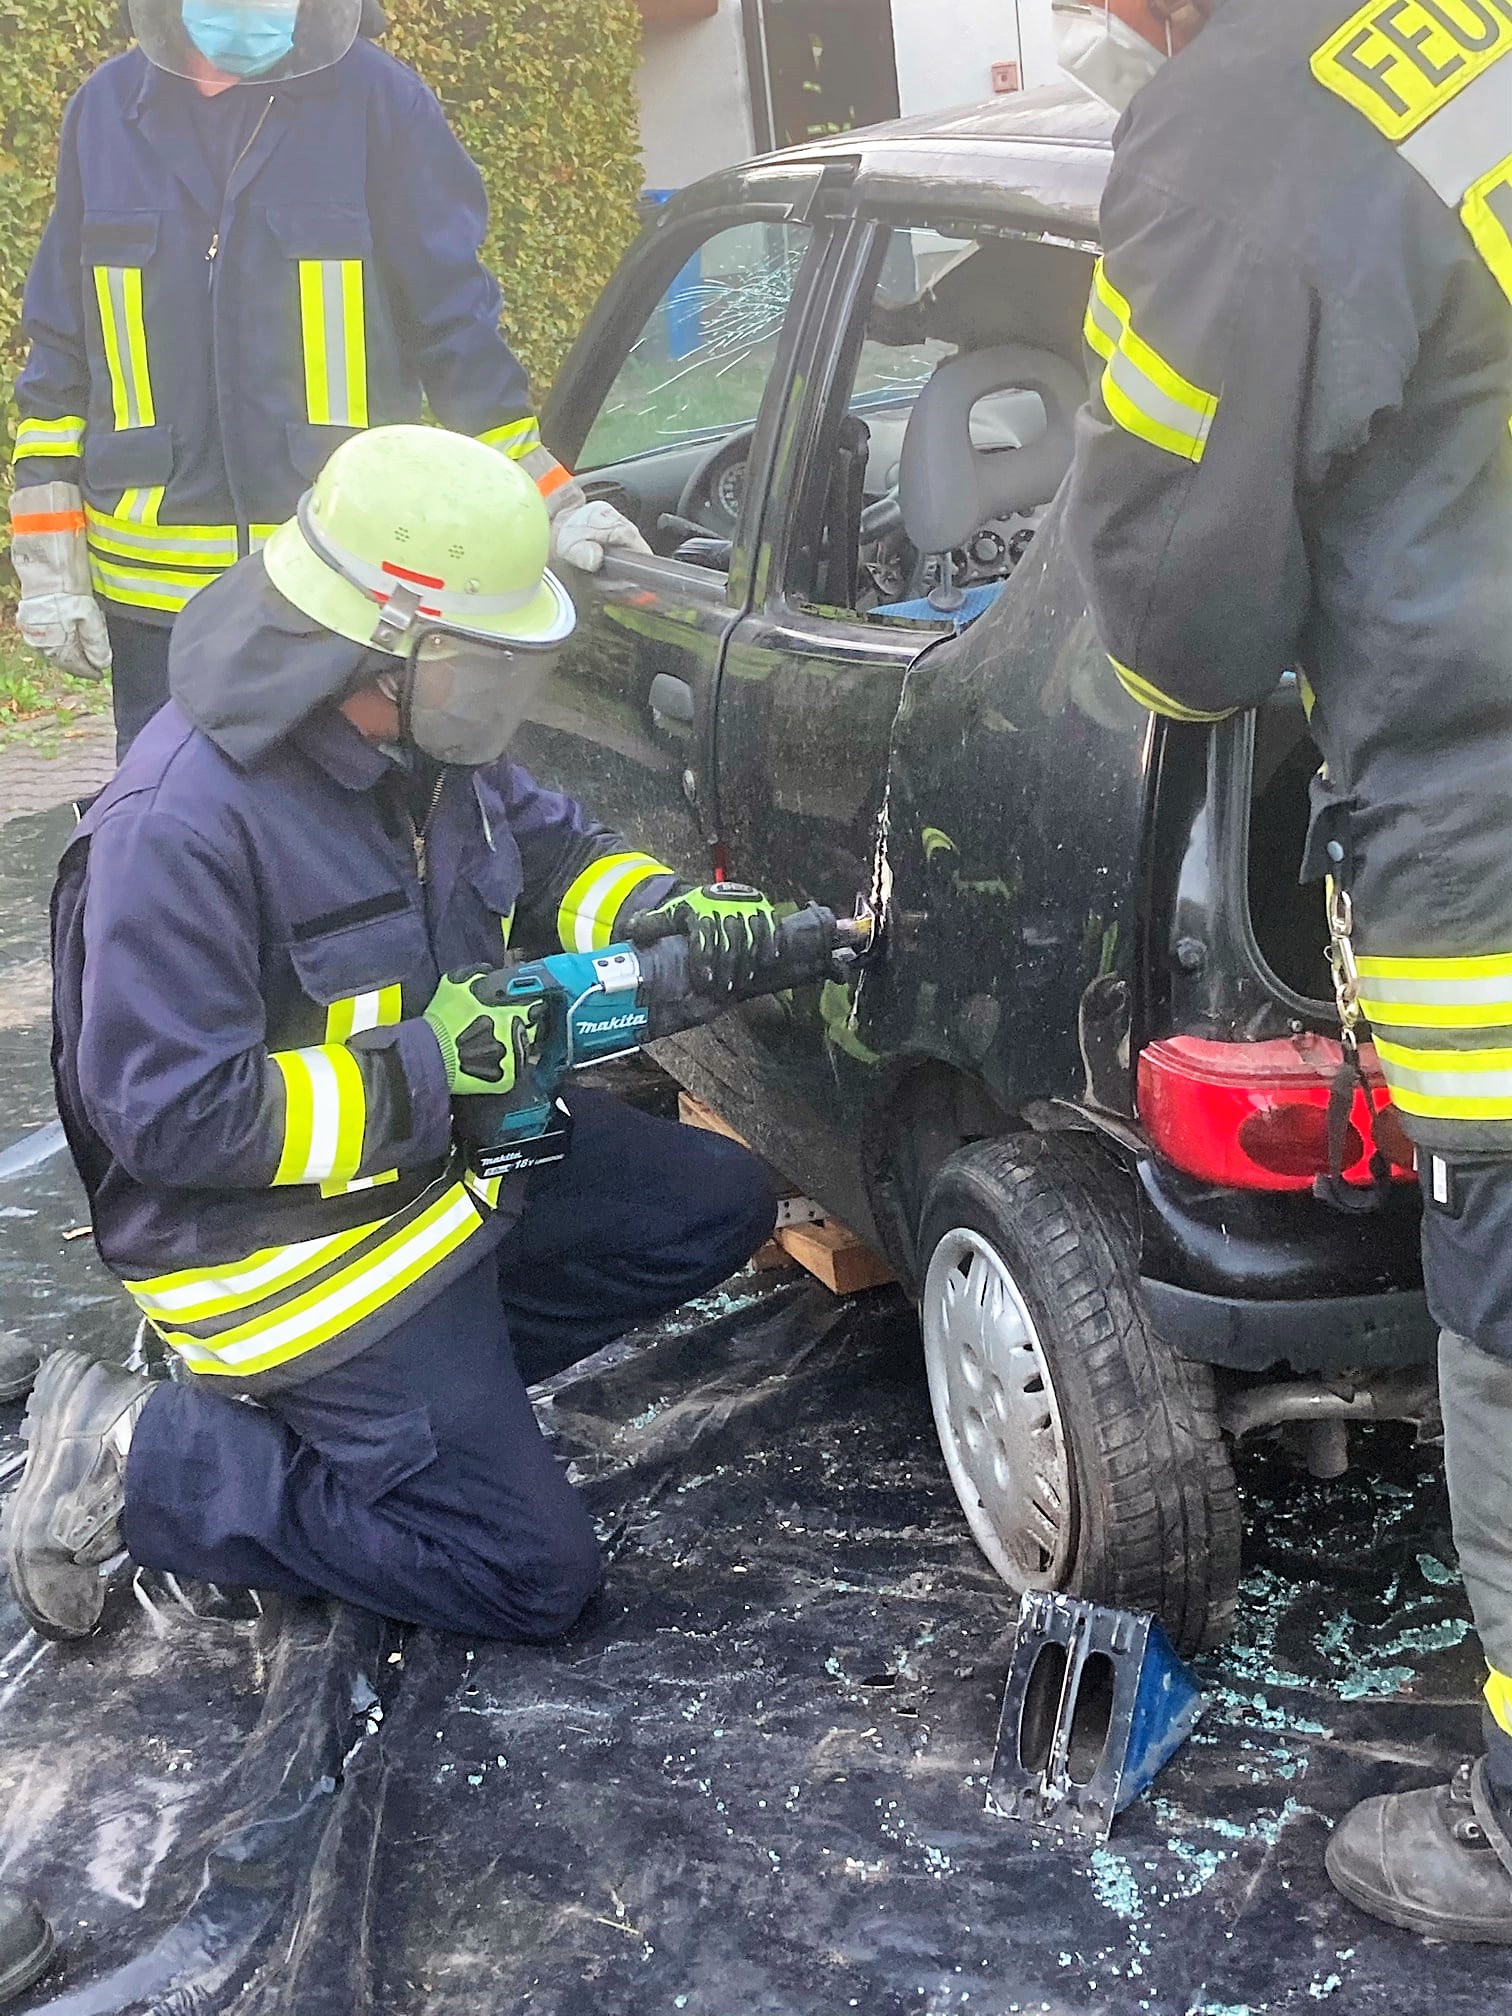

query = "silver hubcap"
[{"left": 921, "top": 1226, "right": 1074, "bottom": 1589}]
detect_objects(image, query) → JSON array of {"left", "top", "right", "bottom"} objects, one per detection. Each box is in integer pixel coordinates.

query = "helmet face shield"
[
  {"left": 398, "top": 630, "right": 562, "bottom": 768},
  {"left": 287, "top": 483, "right": 576, "bottom": 768},
  {"left": 129, "top": 0, "right": 362, "bottom": 81}
]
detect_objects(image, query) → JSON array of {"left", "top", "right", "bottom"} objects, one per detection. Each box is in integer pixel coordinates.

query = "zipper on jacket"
[
  {"left": 210, "top": 95, "right": 277, "bottom": 532},
  {"left": 413, "top": 776, "right": 446, "bottom": 888}
]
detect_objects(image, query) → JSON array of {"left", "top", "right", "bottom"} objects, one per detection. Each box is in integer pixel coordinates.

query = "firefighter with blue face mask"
[
  {"left": 4, "top": 424, "right": 781, "bottom": 1648},
  {"left": 9, "top": 0, "right": 647, "bottom": 757}
]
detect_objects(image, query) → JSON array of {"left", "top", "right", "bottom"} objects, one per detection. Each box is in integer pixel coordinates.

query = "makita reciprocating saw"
[{"left": 454, "top": 890, "right": 872, "bottom": 1182}]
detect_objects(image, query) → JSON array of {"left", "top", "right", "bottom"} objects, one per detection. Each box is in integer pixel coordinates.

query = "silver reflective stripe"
[
  {"left": 1399, "top": 61, "right": 1510, "bottom": 207},
  {"left": 320, "top": 262, "right": 352, "bottom": 424},
  {"left": 1102, "top": 345, "right": 1216, "bottom": 453},
  {"left": 1359, "top": 972, "right": 1512, "bottom": 1007},
  {"left": 1378, "top": 1057, "right": 1512, "bottom": 1097}
]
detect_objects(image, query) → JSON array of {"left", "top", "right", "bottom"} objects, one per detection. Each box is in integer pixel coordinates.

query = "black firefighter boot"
[
  {"left": 0, "top": 1891, "right": 54, "bottom": 2006},
  {"left": 4, "top": 1350, "right": 156, "bottom": 1641},
  {"left": 0, "top": 1330, "right": 42, "bottom": 1406},
  {"left": 1326, "top": 1758, "right": 1512, "bottom": 1942}
]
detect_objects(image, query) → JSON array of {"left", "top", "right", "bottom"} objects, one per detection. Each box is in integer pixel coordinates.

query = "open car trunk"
[{"left": 1247, "top": 682, "right": 1332, "bottom": 1011}]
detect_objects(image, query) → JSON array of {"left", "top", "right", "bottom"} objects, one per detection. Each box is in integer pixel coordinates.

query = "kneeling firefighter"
[
  {"left": 10, "top": 0, "right": 646, "bottom": 756},
  {"left": 6, "top": 424, "right": 783, "bottom": 1644}
]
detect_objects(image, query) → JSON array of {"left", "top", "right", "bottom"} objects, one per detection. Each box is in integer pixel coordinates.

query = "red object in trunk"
[{"left": 1136, "top": 1033, "right": 1418, "bottom": 1192}]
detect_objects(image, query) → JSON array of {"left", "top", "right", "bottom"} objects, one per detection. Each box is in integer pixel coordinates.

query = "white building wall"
[
  {"left": 636, "top": 0, "right": 757, "bottom": 192},
  {"left": 889, "top": 0, "right": 1059, "bottom": 119}
]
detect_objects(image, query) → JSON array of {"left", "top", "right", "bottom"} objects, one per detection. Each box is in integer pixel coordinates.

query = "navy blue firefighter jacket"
[
  {"left": 14, "top": 39, "right": 549, "bottom": 621},
  {"left": 51, "top": 691, "right": 679, "bottom": 1392}
]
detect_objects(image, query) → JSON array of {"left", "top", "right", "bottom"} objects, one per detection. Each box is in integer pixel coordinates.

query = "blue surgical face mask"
[{"left": 180, "top": 1, "right": 299, "bottom": 78}]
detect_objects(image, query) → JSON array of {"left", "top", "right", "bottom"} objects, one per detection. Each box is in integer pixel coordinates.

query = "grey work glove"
[
  {"left": 549, "top": 497, "right": 652, "bottom": 575},
  {"left": 11, "top": 483, "right": 112, "bottom": 681}
]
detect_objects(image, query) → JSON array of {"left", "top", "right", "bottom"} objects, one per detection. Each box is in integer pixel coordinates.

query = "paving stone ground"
[{"left": 0, "top": 720, "right": 115, "bottom": 825}]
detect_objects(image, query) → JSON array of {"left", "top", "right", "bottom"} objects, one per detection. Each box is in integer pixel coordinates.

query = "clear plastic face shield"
[
  {"left": 129, "top": 0, "right": 362, "bottom": 82},
  {"left": 1052, "top": 0, "right": 1177, "bottom": 113},
  {"left": 295, "top": 494, "right": 575, "bottom": 769}
]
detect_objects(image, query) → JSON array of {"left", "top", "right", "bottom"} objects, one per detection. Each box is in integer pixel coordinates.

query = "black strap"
[{"left": 1312, "top": 1050, "right": 1391, "bottom": 1214}]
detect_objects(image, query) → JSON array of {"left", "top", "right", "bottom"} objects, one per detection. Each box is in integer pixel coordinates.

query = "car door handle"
[{"left": 649, "top": 673, "right": 695, "bottom": 726}]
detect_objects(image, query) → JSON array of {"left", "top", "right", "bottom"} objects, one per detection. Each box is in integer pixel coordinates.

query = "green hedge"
[{"left": 0, "top": 0, "right": 644, "bottom": 477}]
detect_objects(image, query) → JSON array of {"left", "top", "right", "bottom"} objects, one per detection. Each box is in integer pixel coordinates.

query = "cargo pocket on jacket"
[
  {"left": 82, "top": 212, "right": 162, "bottom": 438},
  {"left": 288, "top": 903, "right": 437, "bottom": 1197}
]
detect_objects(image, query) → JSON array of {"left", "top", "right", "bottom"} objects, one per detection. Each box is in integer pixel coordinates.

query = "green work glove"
[
  {"left": 422, "top": 968, "right": 544, "bottom": 1096},
  {"left": 628, "top": 882, "right": 782, "bottom": 999}
]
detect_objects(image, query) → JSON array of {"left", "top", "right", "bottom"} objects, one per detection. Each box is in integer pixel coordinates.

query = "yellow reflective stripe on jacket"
[
  {"left": 1312, "top": 9, "right": 1512, "bottom": 307},
  {"left": 299, "top": 259, "right": 368, "bottom": 428},
  {"left": 270, "top": 1044, "right": 368, "bottom": 1187},
  {"left": 324, "top": 983, "right": 403, "bottom": 1045},
  {"left": 1358, "top": 951, "right": 1512, "bottom": 1029},
  {"left": 321, "top": 986, "right": 403, "bottom": 1197},
  {"left": 1108, "top": 655, "right": 1233, "bottom": 724},
  {"left": 465, "top": 1167, "right": 506, "bottom": 1211},
  {"left": 1373, "top": 1035, "right": 1512, "bottom": 1118},
  {"left": 1462, "top": 149, "right": 1512, "bottom": 303},
  {"left": 479, "top": 416, "right": 543, "bottom": 459},
  {"left": 1311, "top": 0, "right": 1512, "bottom": 146},
  {"left": 88, "top": 554, "right": 218, "bottom": 614},
  {"left": 124, "top": 1221, "right": 378, "bottom": 1325},
  {"left": 86, "top": 504, "right": 239, "bottom": 570},
  {"left": 14, "top": 415, "right": 86, "bottom": 461},
  {"left": 93, "top": 265, "right": 156, "bottom": 430},
  {"left": 154, "top": 1178, "right": 486, "bottom": 1378},
  {"left": 557, "top": 852, "right": 672, "bottom": 953},
  {"left": 1488, "top": 1667, "right": 1512, "bottom": 1738},
  {"left": 1085, "top": 260, "right": 1219, "bottom": 464}
]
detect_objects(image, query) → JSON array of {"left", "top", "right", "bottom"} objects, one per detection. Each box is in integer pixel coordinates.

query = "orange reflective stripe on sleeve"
[{"left": 10, "top": 509, "right": 86, "bottom": 535}]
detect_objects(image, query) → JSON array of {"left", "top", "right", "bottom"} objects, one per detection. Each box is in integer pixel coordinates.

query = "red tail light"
[{"left": 1136, "top": 1033, "right": 1417, "bottom": 1192}]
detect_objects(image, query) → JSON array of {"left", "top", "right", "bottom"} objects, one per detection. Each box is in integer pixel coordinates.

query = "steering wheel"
[{"left": 676, "top": 428, "right": 758, "bottom": 539}]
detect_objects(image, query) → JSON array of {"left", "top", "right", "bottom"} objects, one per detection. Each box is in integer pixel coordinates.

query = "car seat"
[{"left": 879, "top": 342, "right": 1087, "bottom": 623}]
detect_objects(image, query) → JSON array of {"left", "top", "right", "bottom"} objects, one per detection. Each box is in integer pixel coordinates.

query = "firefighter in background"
[
  {"left": 5, "top": 424, "right": 781, "bottom": 1645},
  {"left": 9, "top": 0, "right": 645, "bottom": 755},
  {"left": 1057, "top": 0, "right": 1512, "bottom": 1942}
]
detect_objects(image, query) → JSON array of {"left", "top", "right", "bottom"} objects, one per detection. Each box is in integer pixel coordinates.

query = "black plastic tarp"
[{"left": 3, "top": 805, "right": 1510, "bottom": 2015}]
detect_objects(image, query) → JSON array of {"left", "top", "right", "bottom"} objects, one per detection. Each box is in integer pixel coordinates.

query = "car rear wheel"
[{"left": 918, "top": 1132, "right": 1240, "bottom": 1654}]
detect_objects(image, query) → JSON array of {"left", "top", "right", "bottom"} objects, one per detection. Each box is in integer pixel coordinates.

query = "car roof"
[
  {"left": 805, "top": 81, "right": 1118, "bottom": 156},
  {"left": 693, "top": 83, "right": 1115, "bottom": 245}
]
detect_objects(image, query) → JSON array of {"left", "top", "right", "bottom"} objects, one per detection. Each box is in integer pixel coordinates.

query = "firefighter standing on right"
[{"left": 1058, "top": 0, "right": 1512, "bottom": 1944}]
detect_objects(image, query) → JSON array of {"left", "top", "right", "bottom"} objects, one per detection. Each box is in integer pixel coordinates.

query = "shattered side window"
[{"left": 579, "top": 222, "right": 812, "bottom": 471}]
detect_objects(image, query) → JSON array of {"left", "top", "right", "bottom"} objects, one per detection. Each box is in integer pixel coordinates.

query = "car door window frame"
[
  {"left": 759, "top": 199, "right": 1092, "bottom": 629},
  {"left": 542, "top": 167, "right": 858, "bottom": 612}
]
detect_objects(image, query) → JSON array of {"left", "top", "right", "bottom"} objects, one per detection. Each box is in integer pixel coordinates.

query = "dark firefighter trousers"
[{"left": 121, "top": 1090, "right": 777, "bottom": 1639}]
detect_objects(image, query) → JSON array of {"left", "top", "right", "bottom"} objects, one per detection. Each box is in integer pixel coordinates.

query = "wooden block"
[
  {"left": 752, "top": 1239, "right": 794, "bottom": 1272},
  {"left": 679, "top": 1088, "right": 892, "bottom": 1293},
  {"left": 678, "top": 1090, "right": 753, "bottom": 1151},
  {"left": 776, "top": 1217, "right": 895, "bottom": 1295}
]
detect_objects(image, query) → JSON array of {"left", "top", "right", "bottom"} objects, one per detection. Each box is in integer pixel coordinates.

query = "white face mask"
[{"left": 1052, "top": 0, "right": 1173, "bottom": 113}]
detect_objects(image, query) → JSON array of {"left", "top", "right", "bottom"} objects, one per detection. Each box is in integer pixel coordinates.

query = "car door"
[
  {"left": 530, "top": 170, "right": 848, "bottom": 883},
  {"left": 692, "top": 216, "right": 970, "bottom": 1230}
]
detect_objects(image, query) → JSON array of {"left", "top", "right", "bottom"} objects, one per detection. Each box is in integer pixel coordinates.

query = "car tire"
[{"left": 917, "top": 1131, "right": 1240, "bottom": 1654}]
